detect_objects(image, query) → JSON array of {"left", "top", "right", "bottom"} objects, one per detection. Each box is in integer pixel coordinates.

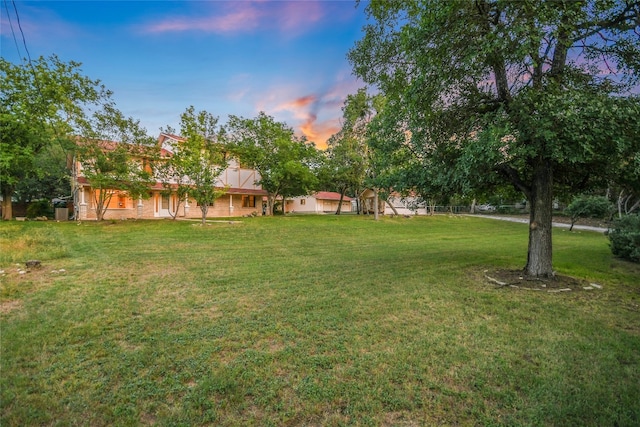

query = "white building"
[{"left": 288, "top": 192, "right": 352, "bottom": 214}]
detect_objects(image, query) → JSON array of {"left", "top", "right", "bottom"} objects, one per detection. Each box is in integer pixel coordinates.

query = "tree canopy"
[
  {"left": 1, "top": 55, "right": 111, "bottom": 219},
  {"left": 322, "top": 89, "right": 373, "bottom": 214},
  {"left": 349, "top": 0, "right": 640, "bottom": 277},
  {"left": 226, "top": 112, "right": 320, "bottom": 215},
  {"left": 76, "top": 104, "right": 156, "bottom": 221},
  {"left": 171, "top": 106, "right": 229, "bottom": 224}
]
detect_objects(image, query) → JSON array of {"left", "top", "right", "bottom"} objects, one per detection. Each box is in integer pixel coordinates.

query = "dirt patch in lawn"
[
  {"left": 482, "top": 269, "right": 601, "bottom": 293},
  {"left": 0, "top": 299, "right": 23, "bottom": 314}
]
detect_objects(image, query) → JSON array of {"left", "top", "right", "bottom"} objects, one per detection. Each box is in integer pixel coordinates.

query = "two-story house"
[{"left": 73, "top": 133, "right": 267, "bottom": 220}]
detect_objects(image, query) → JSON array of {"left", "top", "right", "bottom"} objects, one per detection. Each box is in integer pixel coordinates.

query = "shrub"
[
  {"left": 564, "top": 195, "right": 612, "bottom": 231},
  {"left": 26, "top": 199, "right": 53, "bottom": 218},
  {"left": 608, "top": 215, "right": 640, "bottom": 263}
]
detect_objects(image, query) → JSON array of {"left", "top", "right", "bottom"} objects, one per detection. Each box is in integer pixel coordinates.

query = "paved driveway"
[{"left": 468, "top": 215, "right": 608, "bottom": 233}]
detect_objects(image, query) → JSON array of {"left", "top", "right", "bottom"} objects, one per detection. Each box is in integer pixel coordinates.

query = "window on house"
[
  {"left": 300, "top": 199, "right": 306, "bottom": 205},
  {"left": 196, "top": 200, "right": 215, "bottom": 207},
  {"left": 242, "top": 195, "right": 256, "bottom": 208},
  {"left": 103, "top": 191, "right": 128, "bottom": 209}
]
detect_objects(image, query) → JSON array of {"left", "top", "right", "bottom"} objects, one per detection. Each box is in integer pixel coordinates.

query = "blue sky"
[{"left": 1, "top": 1, "right": 370, "bottom": 147}]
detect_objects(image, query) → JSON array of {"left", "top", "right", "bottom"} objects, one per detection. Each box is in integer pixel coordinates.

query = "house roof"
[
  {"left": 314, "top": 191, "right": 352, "bottom": 201},
  {"left": 76, "top": 138, "right": 164, "bottom": 158},
  {"left": 159, "top": 133, "right": 185, "bottom": 142},
  {"left": 157, "top": 133, "right": 229, "bottom": 159}
]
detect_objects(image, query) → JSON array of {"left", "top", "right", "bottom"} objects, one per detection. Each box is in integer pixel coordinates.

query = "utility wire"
[
  {"left": 5, "top": 0, "right": 45, "bottom": 101},
  {"left": 7, "top": 0, "right": 56, "bottom": 130},
  {"left": 5, "top": 0, "right": 68, "bottom": 149},
  {"left": 2, "top": 0, "right": 23, "bottom": 62},
  {"left": 7, "top": 0, "right": 103, "bottom": 213},
  {"left": 10, "top": 0, "right": 34, "bottom": 65}
]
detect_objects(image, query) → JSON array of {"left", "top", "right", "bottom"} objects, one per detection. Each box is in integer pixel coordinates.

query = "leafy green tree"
[
  {"left": 349, "top": 0, "right": 640, "bottom": 277},
  {"left": 323, "top": 89, "right": 375, "bottom": 215},
  {"left": 1, "top": 55, "right": 110, "bottom": 219},
  {"left": 14, "top": 143, "right": 71, "bottom": 203},
  {"left": 77, "top": 105, "right": 156, "bottom": 221},
  {"left": 323, "top": 132, "right": 367, "bottom": 214},
  {"left": 366, "top": 93, "right": 458, "bottom": 216},
  {"left": 278, "top": 147, "right": 321, "bottom": 213},
  {"left": 564, "top": 195, "right": 613, "bottom": 231},
  {"left": 174, "top": 106, "right": 228, "bottom": 225},
  {"left": 226, "top": 112, "right": 320, "bottom": 215},
  {"left": 0, "top": 115, "right": 49, "bottom": 214},
  {"left": 156, "top": 127, "right": 195, "bottom": 220}
]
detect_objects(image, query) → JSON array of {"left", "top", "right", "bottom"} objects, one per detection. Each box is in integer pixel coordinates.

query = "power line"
[
  {"left": 6, "top": 0, "right": 50, "bottom": 126},
  {"left": 4, "top": 0, "right": 68, "bottom": 149},
  {"left": 10, "top": 0, "right": 34, "bottom": 64},
  {"left": 2, "top": 0, "right": 23, "bottom": 61}
]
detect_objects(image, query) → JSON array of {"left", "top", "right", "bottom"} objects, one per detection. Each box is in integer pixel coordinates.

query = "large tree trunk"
[
  {"left": 1, "top": 186, "right": 13, "bottom": 220},
  {"left": 524, "top": 160, "right": 554, "bottom": 278}
]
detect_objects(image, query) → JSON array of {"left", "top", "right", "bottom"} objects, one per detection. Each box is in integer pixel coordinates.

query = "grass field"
[{"left": 1, "top": 214, "right": 639, "bottom": 426}]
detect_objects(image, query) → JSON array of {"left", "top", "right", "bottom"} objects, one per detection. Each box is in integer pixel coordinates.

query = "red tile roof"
[{"left": 314, "top": 191, "right": 351, "bottom": 201}]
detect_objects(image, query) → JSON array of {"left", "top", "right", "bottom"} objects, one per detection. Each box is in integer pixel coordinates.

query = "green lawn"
[{"left": 1, "top": 215, "right": 638, "bottom": 426}]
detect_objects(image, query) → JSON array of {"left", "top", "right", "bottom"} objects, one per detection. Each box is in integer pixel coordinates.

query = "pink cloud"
[
  {"left": 143, "top": 1, "right": 327, "bottom": 35},
  {"left": 145, "top": 6, "right": 262, "bottom": 34},
  {"left": 275, "top": 95, "right": 318, "bottom": 114},
  {"left": 279, "top": 1, "right": 325, "bottom": 32}
]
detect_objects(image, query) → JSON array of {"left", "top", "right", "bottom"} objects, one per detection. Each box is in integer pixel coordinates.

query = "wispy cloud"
[
  {"left": 226, "top": 73, "right": 254, "bottom": 103},
  {"left": 278, "top": 1, "right": 324, "bottom": 33},
  {"left": 142, "top": 1, "right": 327, "bottom": 35},
  {"left": 144, "top": 5, "right": 261, "bottom": 34}
]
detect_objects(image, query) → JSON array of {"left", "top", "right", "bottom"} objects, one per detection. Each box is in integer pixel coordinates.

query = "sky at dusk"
[{"left": 1, "top": 0, "right": 371, "bottom": 148}]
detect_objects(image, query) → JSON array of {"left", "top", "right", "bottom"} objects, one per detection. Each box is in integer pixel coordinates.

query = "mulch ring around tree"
[{"left": 482, "top": 269, "right": 602, "bottom": 293}]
